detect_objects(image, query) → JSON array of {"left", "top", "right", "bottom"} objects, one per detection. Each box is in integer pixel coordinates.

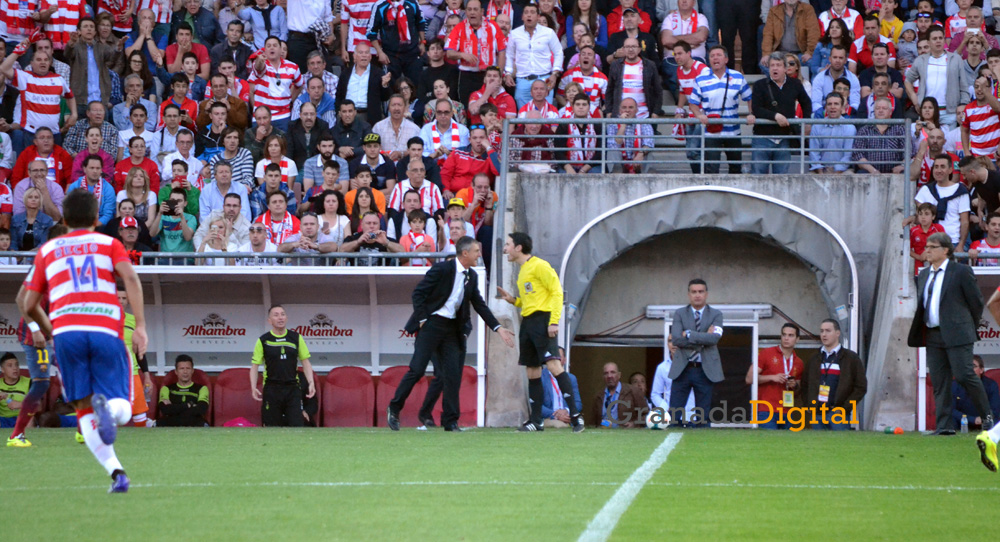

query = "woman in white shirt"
[
  {"left": 317, "top": 189, "right": 351, "bottom": 246},
  {"left": 116, "top": 166, "right": 159, "bottom": 230},
  {"left": 198, "top": 216, "right": 234, "bottom": 266},
  {"left": 254, "top": 134, "right": 298, "bottom": 186}
]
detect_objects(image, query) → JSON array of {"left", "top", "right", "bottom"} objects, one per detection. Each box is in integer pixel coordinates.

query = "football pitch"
[{"left": 5, "top": 427, "right": 997, "bottom": 541}]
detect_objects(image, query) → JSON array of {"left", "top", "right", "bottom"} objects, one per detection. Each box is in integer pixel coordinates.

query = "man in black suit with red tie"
[
  {"left": 908, "top": 232, "right": 994, "bottom": 435},
  {"left": 388, "top": 236, "right": 515, "bottom": 431}
]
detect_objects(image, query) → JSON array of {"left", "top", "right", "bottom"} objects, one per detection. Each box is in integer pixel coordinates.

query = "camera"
[
  {"left": 166, "top": 201, "right": 179, "bottom": 215},
  {"left": 368, "top": 232, "right": 378, "bottom": 240}
]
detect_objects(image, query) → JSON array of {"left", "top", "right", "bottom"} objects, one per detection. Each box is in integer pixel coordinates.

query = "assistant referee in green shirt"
[{"left": 250, "top": 304, "right": 316, "bottom": 427}]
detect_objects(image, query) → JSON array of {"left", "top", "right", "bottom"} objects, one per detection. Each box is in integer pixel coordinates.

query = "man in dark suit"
[
  {"left": 286, "top": 105, "right": 331, "bottom": 174},
  {"left": 387, "top": 237, "right": 515, "bottom": 431},
  {"left": 908, "top": 232, "right": 994, "bottom": 435},
  {"left": 335, "top": 43, "right": 393, "bottom": 126},
  {"left": 952, "top": 355, "right": 1000, "bottom": 430},
  {"left": 801, "top": 318, "right": 867, "bottom": 429},
  {"left": 669, "top": 279, "right": 724, "bottom": 427}
]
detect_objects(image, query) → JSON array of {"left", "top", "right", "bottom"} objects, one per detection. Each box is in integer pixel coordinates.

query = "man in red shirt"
[
  {"left": 440, "top": 126, "right": 496, "bottom": 197},
  {"left": 468, "top": 67, "right": 517, "bottom": 125},
  {"left": 10, "top": 128, "right": 73, "bottom": 189},
  {"left": 606, "top": 0, "right": 652, "bottom": 34},
  {"left": 747, "top": 323, "right": 804, "bottom": 429},
  {"left": 165, "top": 23, "right": 210, "bottom": 79}
]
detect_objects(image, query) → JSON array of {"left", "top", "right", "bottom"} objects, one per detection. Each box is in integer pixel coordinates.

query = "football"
[{"left": 646, "top": 408, "right": 670, "bottom": 430}]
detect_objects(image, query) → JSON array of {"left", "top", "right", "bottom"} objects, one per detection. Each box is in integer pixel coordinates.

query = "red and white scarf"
[
  {"left": 264, "top": 157, "right": 291, "bottom": 185},
  {"left": 616, "top": 124, "right": 643, "bottom": 172},
  {"left": 568, "top": 122, "right": 596, "bottom": 165},
  {"left": 406, "top": 231, "right": 433, "bottom": 265},
  {"left": 485, "top": 0, "right": 512, "bottom": 22},
  {"left": 386, "top": 0, "right": 411, "bottom": 43},
  {"left": 260, "top": 211, "right": 296, "bottom": 244},
  {"left": 431, "top": 120, "right": 461, "bottom": 163},
  {"left": 79, "top": 174, "right": 104, "bottom": 202},
  {"left": 456, "top": 20, "right": 497, "bottom": 70}
]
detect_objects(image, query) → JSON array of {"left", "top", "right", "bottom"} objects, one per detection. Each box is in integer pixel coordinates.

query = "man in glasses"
[
  {"left": 235, "top": 223, "right": 280, "bottom": 266},
  {"left": 420, "top": 100, "right": 470, "bottom": 166}
]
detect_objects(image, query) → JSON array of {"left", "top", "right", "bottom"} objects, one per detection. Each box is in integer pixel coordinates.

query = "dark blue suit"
[
  {"left": 952, "top": 377, "right": 1000, "bottom": 428},
  {"left": 541, "top": 368, "right": 582, "bottom": 420}
]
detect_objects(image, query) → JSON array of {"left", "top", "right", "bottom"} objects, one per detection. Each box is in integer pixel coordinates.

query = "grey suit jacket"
[
  {"left": 669, "top": 305, "right": 725, "bottom": 383},
  {"left": 907, "top": 260, "right": 984, "bottom": 348}
]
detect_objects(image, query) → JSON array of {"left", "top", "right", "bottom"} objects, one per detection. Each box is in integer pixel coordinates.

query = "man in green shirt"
[
  {"left": 0, "top": 353, "right": 29, "bottom": 428},
  {"left": 250, "top": 305, "right": 316, "bottom": 427},
  {"left": 152, "top": 187, "right": 197, "bottom": 259},
  {"left": 158, "top": 355, "right": 210, "bottom": 427}
]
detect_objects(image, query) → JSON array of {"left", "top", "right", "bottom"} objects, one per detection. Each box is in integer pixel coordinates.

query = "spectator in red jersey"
[
  {"left": 249, "top": 36, "right": 305, "bottom": 133},
  {"left": 508, "top": 110, "right": 555, "bottom": 172},
  {"left": 445, "top": 0, "right": 507, "bottom": 104},
  {"left": 607, "top": 0, "right": 652, "bottom": 36},
  {"left": 847, "top": 15, "right": 896, "bottom": 74},
  {"left": 440, "top": 126, "right": 495, "bottom": 198},
  {"left": 745, "top": 323, "right": 804, "bottom": 429},
  {"left": 10, "top": 128, "right": 73, "bottom": 190},
  {"left": 962, "top": 75, "right": 1000, "bottom": 158},
  {"left": 468, "top": 67, "right": 517, "bottom": 125},
  {"left": 910, "top": 128, "right": 958, "bottom": 190},
  {"left": 165, "top": 22, "right": 210, "bottom": 80},
  {"left": 971, "top": 213, "right": 1000, "bottom": 266},
  {"left": 909, "top": 203, "right": 946, "bottom": 277},
  {"left": 115, "top": 137, "right": 161, "bottom": 193}
]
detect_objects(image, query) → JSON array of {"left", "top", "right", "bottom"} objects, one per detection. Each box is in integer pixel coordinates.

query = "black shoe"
[
  {"left": 419, "top": 414, "right": 436, "bottom": 428},
  {"left": 571, "top": 414, "right": 585, "bottom": 433},
  {"left": 517, "top": 421, "right": 543, "bottom": 432},
  {"left": 386, "top": 407, "right": 400, "bottom": 431},
  {"left": 985, "top": 415, "right": 995, "bottom": 431},
  {"left": 927, "top": 429, "right": 956, "bottom": 436},
  {"left": 443, "top": 424, "right": 463, "bottom": 432}
]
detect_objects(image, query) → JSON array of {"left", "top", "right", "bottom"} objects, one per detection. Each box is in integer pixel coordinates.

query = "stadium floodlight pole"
[{"left": 495, "top": 116, "right": 511, "bottom": 297}]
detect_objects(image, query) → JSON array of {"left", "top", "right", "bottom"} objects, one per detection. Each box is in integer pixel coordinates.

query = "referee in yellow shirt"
[{"left": 498, "top": 232, "right": 585, "bottom": 432}]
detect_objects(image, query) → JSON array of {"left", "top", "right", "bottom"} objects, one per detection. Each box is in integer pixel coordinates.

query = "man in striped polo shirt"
[
  {"left": 688, "top": 45, "right": 753, "bottom": 174},
  {"left": 962, "top": 75, "right": 1000, "bottom": 158},
  {"left": 0, "top": 37, "right": 77, "bottom": 150},
  {"left": 249, "top": 36, "right": 304, "bottom": 133}
]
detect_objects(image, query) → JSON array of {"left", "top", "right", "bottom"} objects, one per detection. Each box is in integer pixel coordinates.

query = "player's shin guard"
[
  {"left": 554, "top": 372, "right": 579, "bottom": 417},
  {"left": 77, "top": 409, "right": 124, "bottom": 476},
  {"left": 10, "top": 378, "right": 49, "bottom": 437},
  {"left": 528, "top": 377, "right": 544, "bottom": 425}
]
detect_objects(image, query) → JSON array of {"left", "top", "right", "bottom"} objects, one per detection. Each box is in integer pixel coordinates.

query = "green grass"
[{"left": 4, "top": 428, "right": 997, "bottom": 541}]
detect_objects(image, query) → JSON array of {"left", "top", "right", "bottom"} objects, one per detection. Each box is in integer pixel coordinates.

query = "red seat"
[
  {"left": 306, "top": 369, "right": 322, "bottom": 427},
  {"left": 322, "top": 367, "right": 375, "bottom": 427},
  {"left": 925, "top": 377, "right": 936, "bottom": 431},
  {"left": 160, "top": 369, "right": 212, "bottom": 425},
  {"left": 212, "top": 368, "right": 262, "bottom": 427},
  {"left": 376, "top": 366, "right": 427, "bottom": 428},
  {"left": 985, "top": 369, "right": 1000, "bottom": 390},
  {"left": 459, "top": 365, "right": 479, "bottom": 426}
]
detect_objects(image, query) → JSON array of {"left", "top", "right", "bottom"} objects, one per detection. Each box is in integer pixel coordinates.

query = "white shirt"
[
  {"left": 387, "top": 212, "right": 437, "bottom": 241},
  {"left": 504, "top": 24, "right": 564, "bottom": 78},
  {"left": 118, "top": 127, "right": 155, "bottom": 159},
  {"left": 914, "top": 183, "right": 970, "bottom": 244},
  {"left": 160, "top": 151, "right": 204, "bottom": 185},
  {"left": 649, "top": 356, "right": 697, "bottom": 414},
  {"left": 924, "top": 258, "right": 949, "bottom": 328},
  {"left": 925, "top": 54, "right": 949, "bottom": 107},
  {"left": 346, "top": 64, "right": 371, "bottom": 108},
  {"left": 433, "top": 259, "right": 470, "bottom": 319},
  {"left": 286, "top": 0, "right": 333, "bottom": 32},
  {"left": 234, "top": 241, "right": 279, "bottom": 265}
]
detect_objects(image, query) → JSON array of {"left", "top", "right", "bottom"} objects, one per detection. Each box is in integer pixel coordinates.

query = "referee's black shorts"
[{"left": 518, "top": 312, "right": 560, "bottom": 367}]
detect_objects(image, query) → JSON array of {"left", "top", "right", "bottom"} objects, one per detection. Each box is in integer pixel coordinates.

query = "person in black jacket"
[
  {"left": 750, "top": 52, "right": 812, "bottom": 174},
  {"left": 335, "top": 43, "right": 393, "bottom": 126},
  {"left": 157, "top": 355, "right": 210, "bottom": 427},
  {"left": 387, "top": 237, "right": 515, "bottom": 431},
  {"left": 286, "top": 103, "right": 332, "bottom": 172}
]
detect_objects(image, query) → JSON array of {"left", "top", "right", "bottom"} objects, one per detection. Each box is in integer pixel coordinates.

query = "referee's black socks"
[
  {"left": 554, "top": 372, "right": 580, "bottom": 417},
  {"left": 528, "top": 377, "right": 544, "bottom": 425}
]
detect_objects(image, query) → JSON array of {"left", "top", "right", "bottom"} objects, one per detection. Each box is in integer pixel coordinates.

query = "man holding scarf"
[{"left": 369, "top": 0, "right": 427, "bottom": 85}]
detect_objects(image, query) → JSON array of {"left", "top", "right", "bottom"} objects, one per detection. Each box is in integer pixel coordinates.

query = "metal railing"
[{"left": 0, "top": 251, "right": 457, "bottom": 266}]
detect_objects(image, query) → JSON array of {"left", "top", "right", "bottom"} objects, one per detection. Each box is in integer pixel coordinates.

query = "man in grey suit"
[
  {"left": 669, "top": 279, "right": 724, "bottom": 427},
  {"left": 907, "top": 232, "right": 994, "bottom": 435}
]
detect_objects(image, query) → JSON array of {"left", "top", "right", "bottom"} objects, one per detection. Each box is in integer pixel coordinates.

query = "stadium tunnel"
[{"left": 556, "top": 187, "right": 860, "bottom": 424}]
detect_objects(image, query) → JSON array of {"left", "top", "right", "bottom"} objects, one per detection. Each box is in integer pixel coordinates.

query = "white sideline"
[{"left": 577, "top": 433, "right": 684, "bottom": 542}]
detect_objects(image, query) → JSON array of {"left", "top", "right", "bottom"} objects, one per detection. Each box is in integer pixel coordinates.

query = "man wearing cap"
[
  {"left": 349, "top": 133, "right": 397, "bottom": 196},
  {"left": 440, "top": 126, "right": 497, "bottom": 198},
  {"left": 119, "top": 216, "right": 154, "bottom": 265},
  {"left": 388, "top": 159, "right": 445, "bottom": 215}
]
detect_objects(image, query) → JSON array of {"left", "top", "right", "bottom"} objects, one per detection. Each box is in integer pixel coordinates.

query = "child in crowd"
[
  {"left": 0, "top": 229, "right": 15, "bottom": 264},
  {"left": 909, "top": 203, "right": 946, "bottom": 277},
  {"left": 897, "top": 28, "right": 918, "bottom": 72},
  {"left": 400, "top": 210, "right": 435, "bottom": 266}
]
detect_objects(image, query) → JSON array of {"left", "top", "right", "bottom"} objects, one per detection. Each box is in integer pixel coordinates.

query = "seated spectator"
[
  {"left": 197, "top": 74, "right": 250, "bottom": 135},
  {"left": 198, "top": 215, "right": 234, "bottom": 265},
  {"left": 71, "top": 127, "right": 115, "bottom": 185},
  {"left": 234, "top": 223, "right": 280, "bottom": 266},
  {"left": 388, "top": 189, "right": 440, "bottom": 242},
  {"left": 165, "top": 22, "right": 210, "bottom": 79},
  {"left": 339, "top": 211, "right": 402, "bottom": 265},
  {"left": 195, "top": 193, "right": 251, "bottom": 250},
  {"left": 395, "top": 137, "right": 443, "bottom": 191},
  {"left": 436, "top": 199, "right": 475, "bottom": 245},
  {"left": 948, "top": 7, "right": 998, "bottom": 59},
  {"left": 952, "top": 355, "right": 1000, "bottom": 429},
  {"left": 374, "top": 95, "right": 422, "bottom": 161},
  {"left": 591, "top": 361, "right": 647, "bottom": 428},
  {"left": 158, "top": 160, "right": 201, "bottom": 218},
  {"left": 909, "top": 203, "right": 946, "bottom": 277},
  {"left": 117, "top": 105, "right": 157, "bottom": 162},
  {"left": 116, "top": 167, "right": 159, "bottom": 230},
  {"left": 904, "top": 27, "right": 961, "bottom": 128},
  {"left": 344, "top": 166, "right": 388, "bottom": 216},
  {"left": 348, "top": 186, "right": 387, "bottom": 233},
  {"left": 255, "top": 135, "right": 299, "bottom": 188},
  {"left": 10, "top": 187, "right": 55, "bottom": 251},
  {"left": 301, "top": 51, "right": 339, "bottom": 100},
  {"left": 811, "top": 45, "right": 860, "bottom": 117},
  {"left": 746, "top": 323, "right": 804, "bottom": 429},
  {"left": 312, "top": 190, "right": 352, "bottom": 247},
  {"left": 962, "top": 75, "right": 1000, "bottom": 158},
  {"left": 349, "top": 134, "right": 397, "bottom": 195},
  {"left": 761, "top": 0, "right": 819, "bottom": 69},
  {"left": 67, "top": 155, "right": 116, "bottom": 226},
  {"left": 970, "top": 212, "right": 1000, "bottom": 266},
  {"left": 102, "top": 199, "right": 156, "bottom": 246},
  {"left": 421, "top": 100, "right": 470, "bottom": 170},
  {"left": 851, "top": 98, "right": 905, "bottom": 174},
  {"left": 389, "top": 160, "right": 445, "bottom": 215},
  {"left": 913, "top": 154, "right": 971, "bottom": 249},
  {"left": 517, "top": 79, "right": 561, "bottom": 121},
  {"left": 151, "top": 187, "right": 197, "bottom": 256},
  {"left": 469, "top": 67, "right": 517, "bottom": 125},
  {"left": 287, "top": 103, "right": 331, "bottom": 189},
  {"left": 628, "top": 372, "right": 647, "bottom": 403},
  {"left": 441, "top": 127, "right": 495, "bottom": 198},
  {"left": 159, "top": 129, "right": 204, "bottom": 188},
  {"left": 858, "top": 44, "right": 904, "bottom": 101},
  {"left": 113, "top": 74, "right": 159, "bottom": 133},
  {"left": 292, "top": 77, "right": 337, "bottom": 122},
  {"left": 157, "top": 355, "right": 210, "bottom": 427},
  {"left": 912, "top": 129, "right": 961, "bottom": 191},
  {"left": 302, "top": 162, "right": 344, "bottom": 216},
  {"left": 255, "top": 191, "right": 301, "bottom": 246},
  {"left": 809, "top": 93, "right": 856, "bottom": 174},
  {"left": 541, "top": 359, "right": 582, "bottom": 428},
  {"left": 848, "top": 15, "right": 896, "bottom": 74},
  {"left": 327, "top": 100, "right": 370, "bottom": 162},
  {"left": 398, "top": 209, "right": 436, "bottom": 266},
  {"left": 212, "top": 60, "right": 251, "bottom": 103},
  {"left": 64, "top": 101, "right": 120, "bottom": 158},
  {"left": 118, "top": 215, "right": 154, "bottom": 264},
  {"left": 455, "top": 173, "right": 496, "bottom": 249},
  {"left": 194, "top": 102, "right": 229, "bottom": 162},
  {"left": 12, "top": 160, "right": 64, "bottom": 222},
  {"left": 607, "top": 0, "right": 650, "bottom": 38},
  {"left": 210, "top": 127, "right": 256, "bottom": 193},
  {"left": 159, "top": 74, "right": 199, "bottom": 133},
  {"left": 251, "top": 163, "right": 297, "bottom": 220},
  {"left": 423, "top": 80, "right": 469, "bottom": 127},
  {"left": 245, "top": 105, "right": 287, "bottom": 164},
  {"left": 0, "top": 353, "right": 28, "bottom": 428},
  {"left": 0, "top": 229, "right": 13, "bottom": 263},
  {"left": 199, "top": 161, "right": 251, "bottom": 224},
  {"left": 606, "top": 8, "right": 658, "bottom": 66},
  {"left": 438, "top": 217, "right": 468, "bottom": 256},
  {"left": 150, "top": 105, "right": 185, "bottom": 164},
  {"left": 278, "top": 212, "right": 338, "bottom": 265},
  {"left": 302, "top": 135, "right": 349, "bottom": 199},
  {"left": 555, "top": 95, "right": 603, "bottom": 174},
  {"left": 509, "top": 111, "right": 556, "bottom": 172},
  {"left": 10, "top": 128, "right": 72, "bottom": 190},
  {"left": 178, "top": 52, "right": 208, "bottom": 103},
  {"left": 856, "top": 73, "right": 904, "bottom": 119},
  {"left": 606, "top": 98, "right": 653, "bottom": 174},
  {"left": 115, "top": 137, "right": 161, "bottom": 194}
]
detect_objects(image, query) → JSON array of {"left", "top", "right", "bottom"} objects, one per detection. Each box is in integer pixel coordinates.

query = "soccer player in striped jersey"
[
  {"left": 22, "top": 188, "right": 148, "bottom": 493},
  {"left": 498, "top": 232, "right": 585, "bottom": 432}
]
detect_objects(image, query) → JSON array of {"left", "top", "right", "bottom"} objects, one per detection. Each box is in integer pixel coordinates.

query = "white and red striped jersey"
[
  {"left": 10, "top": 69, "right": 72, "bottom": 132},
  {"left": 945, "top": 13, "right": 967, "bottom": 39},
  {"left": 962, "top": 99, "right": 1000, "bottom": 157},
  {"left": 1, "top": 0, "right": 46, "bottom": 40},
  {"left": 517, "top": 100, "right": 559, "bottom": 119},
  {"left": 678, "top": 60, "right": 709, "bottom": 103},
  {"left": 248, "top": 60, "right": 303, "bottom": 121},
  {"left": 817, "top": 7, "right": 863, "bottom": 37},
  {"left": 558, "top": 67, "right": 609, "bottom": 114},
  {"left": 0, "top": 183, "right": 12, "bottom": 214},
  {"left": 98, "top": 0, "right": 132, "bottom": 34},
  {"left": 621, "top": 60, "right": 649, "bottom": 118},
  {"left": 388, "top": 179, "right": 444, "bottom": 214},
  {"left": 43, "top": 0, "right": 86, "bottom": 49},
  {"left": 972, "top": 239, "right": 1000, "bottom": 266},
  {"left": 340, "top": 0, "right": 375, "bottom": 52},
  {"left": 136, "top": 0, "right": 171, "bottom": 25},
  {"left": 26, "top": 231, "right": 130, "bottom": 338}
]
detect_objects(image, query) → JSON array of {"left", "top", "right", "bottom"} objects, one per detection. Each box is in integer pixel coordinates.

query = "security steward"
[{"left": 250, "top": 305, "right": 316, "bottom": 427}]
